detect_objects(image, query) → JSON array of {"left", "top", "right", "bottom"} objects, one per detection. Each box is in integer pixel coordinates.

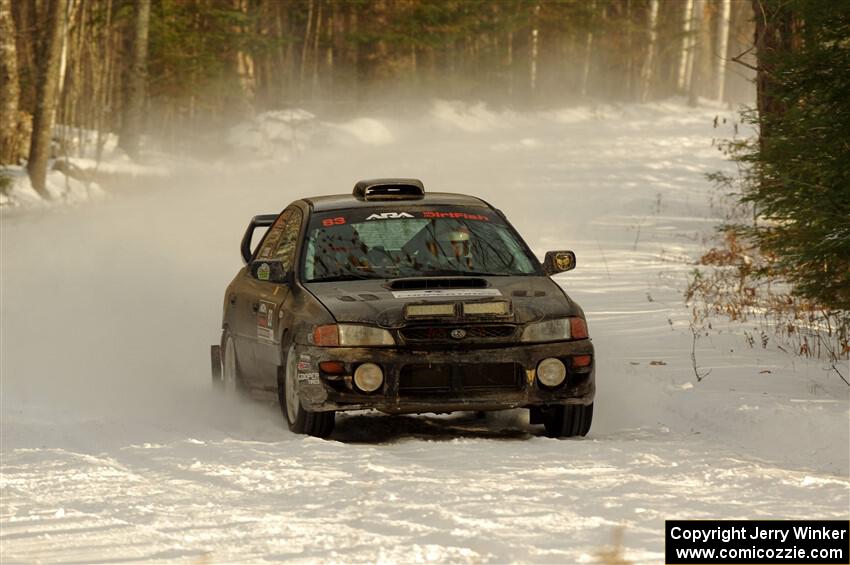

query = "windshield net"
[{"left": 302, "top": 206, "right": 538, "bottom": 282}]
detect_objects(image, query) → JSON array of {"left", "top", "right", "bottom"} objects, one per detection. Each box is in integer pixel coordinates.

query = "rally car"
[{"left": 211, "top": 179, "right": 594, "bottom": 438}]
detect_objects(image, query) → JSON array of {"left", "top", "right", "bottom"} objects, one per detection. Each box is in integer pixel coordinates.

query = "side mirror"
[
  {"left": 543, "top": 250, "right": 576, "bottom": 275},
  {"left": 240, "top": 214, "right": 279, "bottom": 264},
  {"left": 249, "top": 260, "right": 290, "bottom": 283}
]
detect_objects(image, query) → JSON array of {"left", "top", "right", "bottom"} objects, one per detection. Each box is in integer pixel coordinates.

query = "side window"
[
  {"left": 271, "top": 208, "right": 303, "bottom": 271},
  {"left": 255, "top": 210, "right": 291, "bottom": 262}
]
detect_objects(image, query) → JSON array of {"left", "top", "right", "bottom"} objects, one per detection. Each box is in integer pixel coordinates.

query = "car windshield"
[{"left": 302, "top": 206, "right": 538, "bottom": 282}]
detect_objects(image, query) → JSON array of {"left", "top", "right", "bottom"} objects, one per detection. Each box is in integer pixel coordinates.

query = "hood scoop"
[
  {"left": 388, "top": 277, "right": 488, "bottom": 290},
  {"left": 512, "top": 289, "right": 547, "bottom": 297}
]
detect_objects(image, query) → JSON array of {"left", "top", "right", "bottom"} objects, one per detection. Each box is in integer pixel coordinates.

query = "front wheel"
[
  {"left": 279, "top": 345, "right": 334, "bottom": 438},
  {"left": 543, "top": 403, "right": 593, "bottom": 438}
]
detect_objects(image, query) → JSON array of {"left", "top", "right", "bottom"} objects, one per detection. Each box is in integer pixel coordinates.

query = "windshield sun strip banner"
[{"left": 311, "top": 207, "right": 502, "bottom": 228}]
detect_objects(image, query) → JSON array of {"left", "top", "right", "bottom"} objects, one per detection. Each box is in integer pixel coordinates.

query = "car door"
[
  {"left": 227, "top": 266, "right": 260, "bottom": 376},
  {"left": 250, "top": 207, "right": 304, "bottom": 390}
]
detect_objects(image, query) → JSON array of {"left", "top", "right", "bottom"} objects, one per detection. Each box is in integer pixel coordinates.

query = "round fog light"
[
  {"left": 537, "top": 358, "right": 567, "bottom": 387},
  {"left": 354, "top": 363, "right": 384, "bottom": 393}
]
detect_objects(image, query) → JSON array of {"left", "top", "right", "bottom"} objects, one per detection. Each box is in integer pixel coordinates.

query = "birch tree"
[
  {"left": 677, "top": 0, "right": 694, "bottom": 91},
  {"left": 714, "top": 0, "right": 732, "bottom": 101},
  {"left": 639, "top": 0, "right": 659, "bottom": 102},
  {"left": 580, "top": 0, "right": 596, "bottom": 97},
  {"left": 0, "top": 0, "right": 21, "bottom": 165},
  {"left": 687, "top": 0, "right": 706, "bottom": 105},
  {"left": 529, "top": 3, "right": 540, "bottom": 94}
]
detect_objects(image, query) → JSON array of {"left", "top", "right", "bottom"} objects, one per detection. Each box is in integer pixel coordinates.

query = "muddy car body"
[{"left": 211, "top": 179, "right": 594, "bottom": 438}]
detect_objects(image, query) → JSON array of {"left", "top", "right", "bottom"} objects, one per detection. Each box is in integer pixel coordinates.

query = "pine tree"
[{"left": 736, "top": 0, "right": 850, "bottom": 310}]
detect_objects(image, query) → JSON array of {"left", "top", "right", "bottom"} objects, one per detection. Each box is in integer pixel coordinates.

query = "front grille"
[
  {"left": 399, "top": 325, "right": 517, "bottom": 342},
  {"left": 399, "top": 364, "right": 452, "bottom": 392},
  {"left": 399, "top": 363, "right": 523, "bottom": 394}
]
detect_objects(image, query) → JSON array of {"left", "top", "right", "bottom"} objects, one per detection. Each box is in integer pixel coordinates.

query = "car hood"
[{"left": 303, "top": 276, "right": 578, "bottom": 328}]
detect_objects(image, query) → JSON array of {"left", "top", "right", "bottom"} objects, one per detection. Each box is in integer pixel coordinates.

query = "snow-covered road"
[{"left": 2, "top": 101, "right": 848, "bottom": 564}]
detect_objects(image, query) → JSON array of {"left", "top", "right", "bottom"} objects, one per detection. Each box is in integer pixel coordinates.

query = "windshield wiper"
[
  {"left": 421, "top": 269, "right": 511, "bottom": 277},
  {"left": 307, "top": 274, "right": 377, "bottom": 283},
  {"left": 458, "top": 271, "right": 511, "bottom": 277}
]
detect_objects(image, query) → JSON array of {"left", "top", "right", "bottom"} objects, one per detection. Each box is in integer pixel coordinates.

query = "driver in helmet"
[{"left": 427, "top": 224, "right": 475, "bottom": 270}]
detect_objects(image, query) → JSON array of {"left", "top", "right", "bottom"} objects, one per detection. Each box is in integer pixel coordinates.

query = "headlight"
[
  {"left": 312, "top": 324, "right": 395, "bottom": 346},
  {"left": 521, "top": 318, "right": 571, "bottom": 342},
  {"left": 339, "top": 324, "right": 395, "bottom": 346}
]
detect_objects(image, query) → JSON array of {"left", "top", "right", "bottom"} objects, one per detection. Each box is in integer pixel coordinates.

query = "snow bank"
[
  {"left": 328, "top": 117, "right": 395, "bottom": 145},
  {"left": 1, "top": 124, "right": 172, "bottom": 209},
  {"left": 0, "top": 165, "right": 105, "bottom": 208},
  {"left": 429, "top": 99, "right": 519, "bottom": 132},
  {"left": 2, "top": 98, "right": 846, "bottom": 564},
  {"left": 226, "top": 109, "right": 319, "bottom": 162}
]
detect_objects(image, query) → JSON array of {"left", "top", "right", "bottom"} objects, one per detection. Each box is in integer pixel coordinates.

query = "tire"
[
  {"left": 279, "top": 344, "right": 335, "bottom": 438},
  {"left": 217, "top": 332, "right": 245, "bottom": 394},
  {"left": 543, "top": 403, "right": 593, "bottom": 438}
]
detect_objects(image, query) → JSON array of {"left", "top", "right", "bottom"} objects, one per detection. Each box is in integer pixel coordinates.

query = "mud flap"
[
  {"left": 211, "top": 345, "right": 222, "bottom": 380},
  {"left": 529, "top": 406, "right": 544, "bottom": 425}
]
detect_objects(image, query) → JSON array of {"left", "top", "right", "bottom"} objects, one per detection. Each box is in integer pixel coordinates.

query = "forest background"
[{"left": 0, "top": 0, "right": 847, "bottom": 361}]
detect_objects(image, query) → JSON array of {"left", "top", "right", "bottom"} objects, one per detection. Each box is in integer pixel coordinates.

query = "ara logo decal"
[{"left": 365, "top": 212, "right": 414, "bottom": 220}]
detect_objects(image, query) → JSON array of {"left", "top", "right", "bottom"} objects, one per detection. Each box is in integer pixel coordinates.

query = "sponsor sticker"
[
  {"left": 257, "top": 263, "right": 271, "bottom": 281},
  {"left": 422, "top": 211, "right": 490, "bottom": 221},
  {"left": 366, "top": 212, "right": 414, "bottom": 220},
  {"left": 391, "top": 288, "right": 502, "bottom": 299},
  {"left": 257, "top": 327, "right": 274, "bottom": 341},
  {"left": 256, "top": 300, "right": 276, "bottom": 342},
  {"left": 297, "top": 372, "right": 320, "bottom": 385}
]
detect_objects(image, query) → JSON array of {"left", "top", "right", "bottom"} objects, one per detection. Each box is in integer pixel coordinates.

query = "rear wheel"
[
  {"left": 218, "top": 332, "right": 245, "bottom": 393},
  {"left": 543, "top": 403, "right": 593, "bottom": 438},
  {"left": 279, "top": 345, "right": 335, "bottom": 438}
]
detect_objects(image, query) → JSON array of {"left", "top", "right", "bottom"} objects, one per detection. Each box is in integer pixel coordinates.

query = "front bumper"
[{"left": 292, "top": 340, "right": 595, "bottom": 414}]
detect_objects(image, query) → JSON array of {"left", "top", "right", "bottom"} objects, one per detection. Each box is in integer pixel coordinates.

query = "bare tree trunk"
[
  {"left": 714, "top": 0, "right": 732, "bottom": 102},
  {"left": 625, "top": 0, "right": 633, "bottom": 98},
  {"left": 753, "top": 0, "right": 794, "bottom": 142},
  {"left": 0, "top": 0, "right": 22, "bottom": 165},
  {"left": 688, "top": 0, "right": 714, "bottom": 106},
  {"left": 95, "top": 0, "right": 114, "bottom": 164},
  {"left": 233, "top": 0, "right": 255, "bottom": 112},
  {"left": 677, "top": 0, "right": 694, "bottom": 91},
  {"left": 506, "top": 28, "right": 513, "bottom": 98},
  {"left": 687, "top": 0, "right": 706, "bottom": 105},
  {"left": 639, "top": 0, "right": 659, "bottom": 102},
  {"left": 580, "top": 0, "right": 595, "bottom": 97},
  {"left": 118, "top": 0, "right": 150, "bottom": 160},
  {"left": 312, "top": 0, "right": 322, "bottom": 96},
  {"left": 27, "top": 0, "right": 67, "bottom": 197},
  {"left": 529, "top": 3, "right": 540, "bottom": 95},
  {"left": 349, "top": 4, "right": 360, "bottom": 100},
  {"left": 300, "top": 0, "right": 314, "bottom": 98}
]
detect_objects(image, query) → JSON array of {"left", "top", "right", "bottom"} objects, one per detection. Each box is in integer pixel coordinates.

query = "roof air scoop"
[{"left": 353, "top": 178, "right": 425, "bottom": 201}]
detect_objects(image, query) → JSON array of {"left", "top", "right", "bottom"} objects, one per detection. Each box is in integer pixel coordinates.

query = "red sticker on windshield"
[{"left": 422, "top": 211, "right": 490, "bottom": 221}]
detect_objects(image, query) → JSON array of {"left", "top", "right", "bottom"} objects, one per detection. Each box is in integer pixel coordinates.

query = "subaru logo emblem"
[{"left": 450, "top": 328, "right": 467, "bottom": 339}]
